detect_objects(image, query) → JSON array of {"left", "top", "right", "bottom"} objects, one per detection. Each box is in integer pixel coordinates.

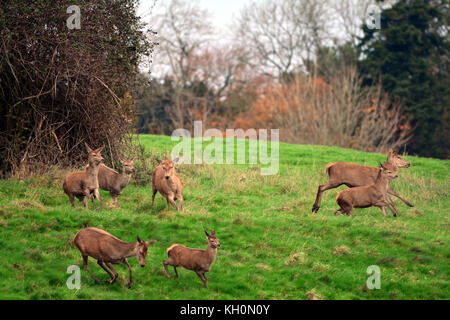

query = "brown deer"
[
  {"left": 152, "top": 157, "right": 183, "bottom": 212},
  {"left": 334, "top": 162, "right": 399, "bottom": 217},
  {"left": 312, "top": 149, "right": 412, "bottom": 214},
  {"left": 163, "top": 230, "right": 221, "bottom": 289},
  {"left": 63, "top": 143, "right": 108, "bottom": 211},
  {"left": 92, "top": 157, "right": 136, "bottom": 208},
  {"left": 73, "top": 227, "right": 156, "bottom": 288}
]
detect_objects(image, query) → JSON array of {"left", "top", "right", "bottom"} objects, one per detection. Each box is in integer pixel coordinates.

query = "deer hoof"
[
  {"left": 127, "top": 283, "right": 132, "bottom": 289},
  {"left": 312, "top": 206, "right": 319, "bottom": 213}
]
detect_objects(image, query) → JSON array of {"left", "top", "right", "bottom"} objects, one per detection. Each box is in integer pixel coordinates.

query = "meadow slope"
[{"left": 0, "top": 134, "right": 448, "bottom": 300}]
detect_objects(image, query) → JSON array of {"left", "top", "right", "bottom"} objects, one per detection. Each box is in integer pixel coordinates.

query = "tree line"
[{"left": 137, "top": 0, "right": 449, "bottom": 158}]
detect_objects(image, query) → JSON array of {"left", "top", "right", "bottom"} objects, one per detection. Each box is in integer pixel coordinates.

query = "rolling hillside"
[{"left": 0, "top": 134, "right": 448, "bottom": 299}]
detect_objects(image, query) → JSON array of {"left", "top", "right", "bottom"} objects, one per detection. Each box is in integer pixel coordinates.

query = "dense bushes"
[{"left": 0, "top": 0, "right": 155, "bottom": 176}]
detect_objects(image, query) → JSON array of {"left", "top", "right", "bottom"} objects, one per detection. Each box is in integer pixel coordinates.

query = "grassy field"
[{"left": 0, "top": 134, "right": 449, "bottom": 300}]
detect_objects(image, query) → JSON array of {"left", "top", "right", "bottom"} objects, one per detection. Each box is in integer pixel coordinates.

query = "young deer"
[
  {"left": 312, "top": 149, "right": 412, "bottom": 214},
  {"left": 163, "top": 230, "right": 221, "bottom": 289},
  {"left": 334, "top": 162, "right": 399, "bottom": 217},
  {"left": 74, "top": 227, "right": 156, "bottom": 288},
  {"left": 151, "top": 158, "right": 183, "bottom": 212},
  {"left": 94, "top": 157, "right": 136, "bottom": 208},
  {"left": 63, "top": 143, "right": 108, "bottom": 211}
]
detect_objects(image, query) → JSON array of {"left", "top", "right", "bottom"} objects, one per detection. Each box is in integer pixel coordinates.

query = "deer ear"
[
  {"left": 146, "top": 240, "right": 156, "bottom": 246},
  {"left": 204, "top": 229, "right": 210, "bottom": 238},
  {"left": 95, "top": 146, "right": 104, "bottom": 153},
  {"left": 130, "top": 156, "right": 136, "bottom": 162},
  {"left": 211, "top": 230, "right": 216, "bottom": 237},
  {"left": 85, "top": 142, "right": 93, "bottom": 153},
  {"left": 137, "top": 235, "right": 143, "bottom": 243},
  {"left": 156, "top": 158, "right": 162, "bottom": 164}
]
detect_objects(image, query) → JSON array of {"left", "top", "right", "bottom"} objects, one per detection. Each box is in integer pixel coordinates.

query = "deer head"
[
  {"left": 379, "top": 161, "right": 398, "bottom": 180},
  {"left": 85, "top": 143, "right": 104, "bottom": 165},
  {"left": 136, "top": 235, "right": 156, "bottom": 267},
  {"left": 160, "top": 157, "right": 179, "bottom": 180},
  {"left": 120, "top": 157, "right": 136, "bottom": 174},
  {"left": 387, "top": 149, "right": 410, "bottom": 168},
  {"left": 205, "top": 230, "right": 221, "bottom": 249}
]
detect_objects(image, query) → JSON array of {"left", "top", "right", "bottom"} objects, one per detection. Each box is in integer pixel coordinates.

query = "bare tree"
[
  {"left": 233, "top": 0, "right": 331, "bottom": 77},
  {"left": 151, "top": 0, "right": 251, "bottom": 130},
  {"left": 329, "top": 0, "right": 397, "bottom": 46},
  {"left": 152, "top": 0, "right": 213, "bottom": 87}
]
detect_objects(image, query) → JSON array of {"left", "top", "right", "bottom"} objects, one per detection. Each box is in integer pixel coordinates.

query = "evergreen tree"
[{"left": 359, "top": 0, "right": 449, "bottom": 158}]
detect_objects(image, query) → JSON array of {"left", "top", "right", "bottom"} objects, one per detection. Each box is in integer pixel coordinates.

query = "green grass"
[{"left": 0, "top": 134, "right": 449, "bottom": 299}]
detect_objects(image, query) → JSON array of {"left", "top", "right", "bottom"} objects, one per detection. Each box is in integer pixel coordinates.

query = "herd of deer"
[{"left": 62, "top": 144, "right": 412, "bottom": 289}]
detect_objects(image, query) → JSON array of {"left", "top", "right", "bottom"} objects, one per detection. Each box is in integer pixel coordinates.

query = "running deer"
[
  {"left": 63, "top": 143, "right": 108, "bottom": 211},
  {"left": 163, "top": 230, "right": 221, "bottom": 289},
  {"left": 312, "top": 149, "right": 412, "bottom": 214},
  {"left": 74, "top": 227, "right": 156, "bottom": 288},
  {"left": 151, "top": 157, "right": 183, "bottom": 212},
  {"left": 92, "top": 157, "right": 136, "bottom": 208},
  {"left": 334, "top": 162, "right": 399, "bottom": 217}
]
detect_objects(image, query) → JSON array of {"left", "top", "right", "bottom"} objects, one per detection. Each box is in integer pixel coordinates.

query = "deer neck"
[
  {"left": 118, "top": 172, "right": 132, "bottom": 188},
  {"left": 205, "top": 244, "right": 217, "bottom": 264},
  {"left": 119, "top": 241, "right": 139, "bottom": 259},
  {"left": 86, "top": 160, "right": 100, "bottom": 187},
  {"left": 374, "top": 172, "right": 390, "bottom": 193}
]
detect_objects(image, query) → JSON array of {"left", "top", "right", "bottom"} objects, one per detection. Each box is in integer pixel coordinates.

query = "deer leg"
[
  {"left": 82, "top": 255, "right": 100, "bottom": 285},
  {"left": 195, "top": 271, "right": 208, "bottom": 289},
  {"left": 179, "top": 196, "right": 184, "bottom": 212},
  {"left": 163, "top": 260, "right": 172, "bottom": 278},
  {"left": 168, "top": 196, "right": 179, "bottom": 211},
  {"left": 93, "top": 189, "right": 108, "bottom": 211},
  {"left": 97, "top": 260, "right": 114, "bottom": 281},
  {"left": 123, "top": 258, "right": 133, "bottom": 288},
  {"left": 173, "top": 266, "right": 179, "bottom": 278},
  {"left": 334, "top": 208, "right": 344, "bottom": 216},
  {"left": 385, "top": 201, "right": 399, "bottom": 218},
  {"left": 387, "top": 188, "right": 414, "bottom": 207},
  {"left": 312, "top": 181, "right": 343, "bottom": 213},
  {"left": 379, "top": 206, "right": 388, "bottom": 217},
  {"left": 336, "top": 197, "right": 353, "bottom": 216},
  {"left": 151, "top": 189, "right": 157, "bottom": 207},
  {"left": 86, "top": 190, "right": 98, "bottom": 211},
  {"left": 67, "top": 193, "right": 76, "bottom": 208},
  {"left": 105, "top": 263, "right": 119, "bottom": 284},
  {"left": 386, "top": 196, "right": 400, "bottom": 217}
]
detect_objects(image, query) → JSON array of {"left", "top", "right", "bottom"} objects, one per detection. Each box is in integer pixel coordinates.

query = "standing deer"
[
  {"left": 63, "top": 143, "right": 108, "bottom": 211},
  {"left": 151, "top": 157, "right": 183, "bottom": 212},
  {"left": 74, "top": 227, "right": 156, "bottom": 288},
  {"left": 163, "top": 230, "right": 221, "bottom": 289},
  {"left": 93, "top": 157, "right": 136, "bottom": 208},
  {"left": 334, "top": 162, "right": 399, "bottom": 217},
  {"left": 312, "top": 149, "right": 412, "bottom": 215}
]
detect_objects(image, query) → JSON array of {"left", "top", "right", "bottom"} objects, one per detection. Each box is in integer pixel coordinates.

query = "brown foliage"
[{"left": 234, "top": 67, "right": 412, "bottom": 152}]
